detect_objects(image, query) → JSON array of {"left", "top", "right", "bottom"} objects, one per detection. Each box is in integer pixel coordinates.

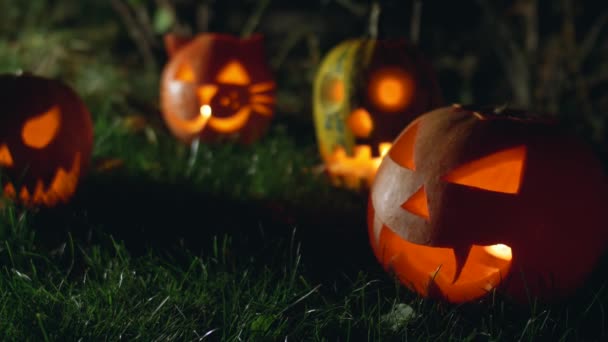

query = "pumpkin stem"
[{"left": 163, "top": 34, "right": 193, "bottom": 57}]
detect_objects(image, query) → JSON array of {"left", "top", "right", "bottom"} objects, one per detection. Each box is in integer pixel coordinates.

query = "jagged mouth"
[
  {"left": 164, "top": 105, "right": 252, "bottom": 136},
  {"left": 1, "top": 153, "right": 81, "bottom": 207},
  {"left": 326, "top": 143, "right": 392, "bottom": 188},
  {"left": 377, "top": 222, "right": 513, "bottom": 302}
]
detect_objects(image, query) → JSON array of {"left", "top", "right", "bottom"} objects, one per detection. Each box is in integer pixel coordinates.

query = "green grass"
[{"left": 1, "top": 1, "right": 608, "bottom": 340}]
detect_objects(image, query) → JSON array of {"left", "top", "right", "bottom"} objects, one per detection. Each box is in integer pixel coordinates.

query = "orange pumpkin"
[
  {"left": 313, "top": 38, "right": 442, "bottom": 189},
  {"left": 160, "top": 33, "right": 276, "bottom": 144},
  {"left": 369, "top": 104, "right": 608, "bottom": 303},
  {"left": 0, "top": 73, "right": 93, "bottom": 207}
]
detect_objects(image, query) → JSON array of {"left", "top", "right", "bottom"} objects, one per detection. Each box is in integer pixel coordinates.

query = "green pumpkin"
[{"left": 312, "top": 38, "right": 442, "bottom": 189}]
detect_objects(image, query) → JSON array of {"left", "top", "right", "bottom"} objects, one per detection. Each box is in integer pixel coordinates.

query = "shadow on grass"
[
  {"left": 20, "top": 171, "right": 608, "bottom": 340},
  {"left": 31, "top": 171, "right": 384, "bottom": 286}
]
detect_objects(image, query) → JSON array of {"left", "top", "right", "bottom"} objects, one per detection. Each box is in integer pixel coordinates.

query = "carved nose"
[
  {"left": 346, "top": 108, "right": 373, "bottom": 138},
  {"left": 401, "top": 186, "right": 429, "bottom": 220},
  {"left": 197, "top": 85, "right": 218, "bottom": 104}
]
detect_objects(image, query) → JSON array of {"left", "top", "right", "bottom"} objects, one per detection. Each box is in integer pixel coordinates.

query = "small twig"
[
  {"left": 133, "top": 3, "right": 158, "bottom": 48},
  {"left": 410, "top": 0, "right": 422, "bottom": 44},
  {"left": 475, "top": 0, "right": 530, "bottom": 106},
  {"left": 368, "top": 2, "right": 381, "bottom": 39},
  {"left": 270, "top": 28, "right": 309, "bottom": 70},
  {"left": 196, "top": 1, "right": 213, "bottom": 33},
  {"left": 110, "top": 0, "right": 156, "bottom": 67},
  {"left": 578, "top": 12, "right": 608, "bottom": 65},
  {"left": 306, "top": 33, "right": 321, "bottom": 70},
  {"left": 562, "top": 0, "right": 600, "bottom": 136},
  {"left": 241, "top": 0, "right": 272, "bottom": 38},
  {"left": 334, "top": 0, "right": 367, "bottom": 17}
]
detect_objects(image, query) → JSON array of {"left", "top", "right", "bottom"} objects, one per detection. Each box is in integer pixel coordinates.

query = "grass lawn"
[{"left": 1, "top": 1, "right": 608, "bottom": 340}]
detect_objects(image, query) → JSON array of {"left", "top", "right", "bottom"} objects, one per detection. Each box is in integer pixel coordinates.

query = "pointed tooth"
[
  {"left": 19, "top": 186, "right": 31, "bottom": 203},
  {"left": 32, "top": 179, "right": 46, "bottom": 204},
  {"left": 451, "top": 244, "right": 473, "bottom": 284}
]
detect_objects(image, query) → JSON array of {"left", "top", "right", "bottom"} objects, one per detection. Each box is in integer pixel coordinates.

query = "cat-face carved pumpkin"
[
  {"left": 0, "top": 73, "right": 93, "bottom": 207},
  {"left": 160, "top": 33, "right": 275, "bottom": 144},
  {"left": 369, "top": 105, "right": 608, "bottom": 303},
  {"left": 313, "top": 38, "right": 442, "bottom": 189}
]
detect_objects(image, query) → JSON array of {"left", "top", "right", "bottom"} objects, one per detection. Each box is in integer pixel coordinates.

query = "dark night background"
[{"left": 2, "top": 0, "right": 608, "bottom": 340}]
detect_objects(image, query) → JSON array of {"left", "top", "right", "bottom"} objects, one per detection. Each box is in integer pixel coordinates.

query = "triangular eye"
[
  {"left": 443, "top": 145, "right": 526, "bottom": 194},
  {"left": 321, "top": 75, "right": 345, "bottom": 105},
  {"left": 216, "top": 60, "right": 250, "bottom": 85},
  {"left": 176, "top": 63, "right": 195, "bottom": 82},
  {"left": 388, "top": 120, "right": 420, "bottom": 170}
]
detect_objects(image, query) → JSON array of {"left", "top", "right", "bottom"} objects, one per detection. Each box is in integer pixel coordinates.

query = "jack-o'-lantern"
[
  {"left": 313, "top": 38, "right": 442, "bottom": 189},
  {"left": 369, "top": 104, "right": 608, "bottom": 303},
  {"left": 160, "top": 33, "right": 275, "bottom": 144},
  {"left": 0, "top": 73, "right": 93, "bottom": 207}
]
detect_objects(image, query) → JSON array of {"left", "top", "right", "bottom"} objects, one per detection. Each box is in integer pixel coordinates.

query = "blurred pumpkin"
[
  {"left": 313, "top": 38, "right": 442, "bottom": 189},
  {"left": 369, "top": 104, "right": 608, "bottom": 303},
  {"left": 160, "top": 33, "right": 275, "bottom": 144},
  {"left": 0, "top": 73, "right": 93, "bottom": 207}
]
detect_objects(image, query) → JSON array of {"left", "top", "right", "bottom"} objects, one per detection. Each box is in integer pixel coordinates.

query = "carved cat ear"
[{"left": 164, "top": 34, "right": 194, "bottom": 57}]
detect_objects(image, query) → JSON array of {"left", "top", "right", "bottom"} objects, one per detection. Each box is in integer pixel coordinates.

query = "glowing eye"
[
  {"left": 388, "top": 120, "right": 420, "bottom": 170},
  {"left": 401, "top": 186, "right": 430, "bottom": 219},
  {"left": 321, "top": 76, "right": 345, "bottom": 105},
  {"left": 216, "top": 60, "right": 251, "bottom": 85},
  {"left": 443, "top": 145, "right": 527, "bottom": 194},
  {"left": 368, "top": 67, "right": 415, "bottom": 112},
  {"left": 22, "top": 105, "right": 61, "bottom": 149},
  {"left": 176, "top": 63, "right": 195, "bottom": 82}
]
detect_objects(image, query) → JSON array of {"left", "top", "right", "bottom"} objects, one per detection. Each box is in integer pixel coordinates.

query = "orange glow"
[
  {"left": 2, "top": 153, "right": 81, "bottom": 207},
  {"left": 250, "top": 81, "right": 275, "bottom": 93},
  {"left": 389, "top": 120, "right": 419, "bottom": 170},
  {"left": 326, "top": 142, "right": 393, "bottom": 188},
  {"left": 251, "top": 103, "right": 273, "bottom": 116},
  {"left": 197, "top": 85, "right": 219, "bottom": 104},
  {"left": 164, "top": 109, "right": 211, "bottom": 136},
  {"left": 378, "top": 142, "right": 392, "bottom": 157},
  {"left": 323, "top": 77, "right": 345, "bottom": 104},
  {"left": 375, "top": 223, "right": 512, "bottom": 303},
  {"left": 368, "top": 67, "right": 415, "bottom": 112},
  {"left": 21, "top": 106, "right": 61, "bottom": 149},
  {"left": 401, "top": 186, "right": 429, "bottom": 220},
  {"left": 444, "top": 145, "right": 526, "bottom": 194},
  {"left": 176, "top": 63, "right": 195, "bottom": 82},
  {"left": 208, "top": 107, "right": 252, "bottom": 132},
  {"left": 216, "top": 60, "right": 251, "bottom": 85},
  {"left": 0, "top": 144, "right": 13, "bottom": 167},
  {"left": 484, "top": 244, "right": 512, "bottom": 260},
  {"left": 347, "top": 108, "right": 374, "bottom": 138},
  {"left": 200, "top": 104, "right": 212, "bottom": 118},
  {"left": 250, "top": 82, "right": 275, "bottom": 116},
  {"left": 250, "top": 95, "right": 274, "bottom": 104}
]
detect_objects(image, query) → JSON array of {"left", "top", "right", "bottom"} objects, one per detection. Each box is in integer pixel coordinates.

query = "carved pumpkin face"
[
  {"left": 0, "top": 73, "right": 93, "bottom": 207},
  {"left": 313, "top": 38, "right": 442, "bottom": 189},
  {"left": 160, "top": 33, "right": 275, "bottom": 144},
  {"left": 369, "top": 105, "right": 608, "bottom": 303}
]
